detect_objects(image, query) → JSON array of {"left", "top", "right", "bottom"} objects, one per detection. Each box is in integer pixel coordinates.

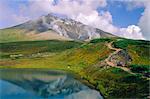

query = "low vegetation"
[
  {"left": 81, "top": 67, "right": 149, "bottom": 98},
  {"left": 0, "top": 38, "right": 149, "bottom": 98},
  {"left": 0, "top": 40, "right": 82, "bottom": 58},
  {"left": 0, "top": 39, "right": 111, "bottom": 73},
  {"left": 114, "top": 38, "right": 150, "bottom": 65},
  {"left": 114, "top": 38, "right": 150, "bottom": 49},
  {"left": 90, "top": 38, "right": 113, "bottom": 43},
  {"left": 130, "top": 64, "right": 150, "bottom": 77}
]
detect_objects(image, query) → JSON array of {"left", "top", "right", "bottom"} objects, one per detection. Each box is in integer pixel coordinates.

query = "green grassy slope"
[
  {"left": 0, "top": 28, "right": 29, "bottom": 43},
  {"left": 0, "top": 38, "right": 149, "bottom": 98},
  {"left": 0, "top": 39, "right": 111, "bottom": 71},
  {"left": 114, "top": 39, "right": 150, "bottom": 65},
  {"left": 79, "top": 38, "right": 150, "bottom": 98},
  {"left": 0, "top": 28, "right": 72, "bottom": 43},
  {"left": 81, "top": 66, "right": 149, "bottom": 98},
  {"left": 113, "top": 38, "right": 150, "bottom": 76},
  {"left": 0, "top": 40, "right": 82, "bottom": 58}
]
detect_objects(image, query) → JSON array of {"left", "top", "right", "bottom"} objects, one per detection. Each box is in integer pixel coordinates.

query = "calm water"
[{"left": 0, "top": 69, "right": 103, "bottom": 99}]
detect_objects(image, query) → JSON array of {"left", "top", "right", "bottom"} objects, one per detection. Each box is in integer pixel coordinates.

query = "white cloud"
[
  {"left": 75, "top": 11, "right": 118, "bottom": 33},
  {"left": 138, "top": 1, "right": 150, "bottom": 40},
  {"left": 0, "top": 0, "right": 146, "bottom": 40},
  {"left": 48, "top": 0, "right": 107, "bottom": 18},
  {"left": 118, "top": 25, "right": 144, "bottom": 40},
  {"left": 125, "top": 0, "right": 145, "bottom": 10}
]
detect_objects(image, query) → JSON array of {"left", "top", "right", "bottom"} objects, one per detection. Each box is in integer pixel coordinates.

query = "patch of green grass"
[
  {"left": 114, "top": 38, "right": 150, "bottom": 65},
  {"left": 82, "top": 67, "right": 149, "bottom": 98},
  {"left": 58, "top": 42, "right": 112, "bottom": 69},
  {"left": 90, "top": 38, "right": 113, "bottom": 43},
  {"left": 0, "top": 40, "right": 111, "bottom": 73},
  {"left": 114, "top": 38, "right": 150, "bottom": 49},
  {"left": 0, "top": 28, "right": 28, "bottom": 43},
  {"left": 0, "top": 40, "right": 82, "bottom": 58}
]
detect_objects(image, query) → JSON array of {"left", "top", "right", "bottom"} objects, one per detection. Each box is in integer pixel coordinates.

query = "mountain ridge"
[{"left": 0, "top": 14, "right": 116, "bottom": 43}]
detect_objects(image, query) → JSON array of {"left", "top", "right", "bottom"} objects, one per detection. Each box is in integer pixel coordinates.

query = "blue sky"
[
  {"left": 0, "top": 0, "right": 144, "bottom": 28},
  {"left": 106, "top": 1, "right": 144, "bottom": 27},
  {"left": 0, "top": 0, "right": 149, "bottom": 40}
]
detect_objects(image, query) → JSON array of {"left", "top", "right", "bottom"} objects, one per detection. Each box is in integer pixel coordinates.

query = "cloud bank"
[
  {"left": 138, "top": 1, "right": 150, "bottom": 40},
  {"left": 120, "top": 0, "right": 150, "bottom": 40},
  {"left": 0, "top": 0, "right": 149, "bottom": 40}
]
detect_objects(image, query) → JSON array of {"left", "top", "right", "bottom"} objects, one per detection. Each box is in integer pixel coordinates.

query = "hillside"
[
  {"left": 0, "top": 40, "right": 82, "bottom": 59},
  {"left": 0, "top": 14, "right": 115, "bottom": 43},
  {"left": 0, "top": 38, "right": 149, "bottom": 98},
  {"left": 0, "top": 28, "right": 72, "bottom": 43},
  {"left": 81, "top": 38, "right": 150, "bottom": 98}
]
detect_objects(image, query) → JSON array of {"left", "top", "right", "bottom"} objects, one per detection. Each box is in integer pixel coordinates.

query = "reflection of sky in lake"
[
  {"left": 0, "top": 69, "right": 103, "bottom": 99},
  {"left": 0, "top": 80, "right": 64, "bottom": 99},
  {"left": 0, "top": 80, "right": 103, "bottom": 99}
]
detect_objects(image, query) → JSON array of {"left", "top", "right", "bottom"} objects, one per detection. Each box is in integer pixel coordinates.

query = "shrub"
[
  {"left": 90, "top": 38, "right": 113, "bottom": 43},
  {"left": 114, "top": 39, "right": 150, "bottom": 49},
  {"left": 130, "top": 64, "right": 149, "bottom": 74}
]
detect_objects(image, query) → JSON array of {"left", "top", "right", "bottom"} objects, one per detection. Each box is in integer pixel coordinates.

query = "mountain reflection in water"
[{"left": 0, "top": 69, "right": 103, "bottom": 99}]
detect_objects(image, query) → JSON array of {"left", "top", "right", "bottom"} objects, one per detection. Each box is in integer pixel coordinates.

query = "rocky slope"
[{"left": 105, "top": 42, "right": 132, "bottom": 67}]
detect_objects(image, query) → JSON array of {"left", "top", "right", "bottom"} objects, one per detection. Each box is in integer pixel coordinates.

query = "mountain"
[{"left": 0, "top": 14, "right": 116, "bottom": 43}]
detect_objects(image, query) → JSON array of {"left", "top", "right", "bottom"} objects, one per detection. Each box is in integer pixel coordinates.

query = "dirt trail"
[{"left": 105, "top": 42, "right": 135, "bottom": 75}]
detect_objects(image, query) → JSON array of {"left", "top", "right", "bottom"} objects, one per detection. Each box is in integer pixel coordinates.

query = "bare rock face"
[
  {"left": 14, "top": 14, "right": 116, "bottom": 41},
  {"left": 108, "top": 50, "right": 132, "bottom": 67}
]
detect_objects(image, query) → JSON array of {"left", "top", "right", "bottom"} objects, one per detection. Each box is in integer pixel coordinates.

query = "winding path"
[{"left": 105, "top": 42, "right": 135, "bottom": 75}]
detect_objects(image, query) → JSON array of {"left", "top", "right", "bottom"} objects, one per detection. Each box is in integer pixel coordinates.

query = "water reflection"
[{"left": 0, "top": 69, "right": 103, "bottom": 99}]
